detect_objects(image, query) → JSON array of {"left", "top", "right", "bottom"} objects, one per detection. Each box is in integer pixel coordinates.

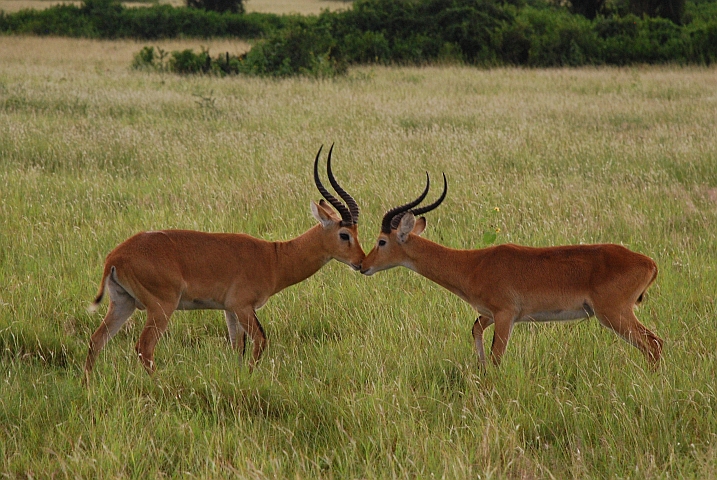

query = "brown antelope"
[
  {"left": 360, "top": 174, "right": 663, "bottom": 368},
  {"left": 85, "top": 145, "right": 365, "bottom": 376}
]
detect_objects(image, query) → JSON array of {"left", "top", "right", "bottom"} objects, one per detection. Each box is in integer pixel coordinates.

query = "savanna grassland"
[{"left": 1, "top": 35, "right": 717, "bottom": 478}]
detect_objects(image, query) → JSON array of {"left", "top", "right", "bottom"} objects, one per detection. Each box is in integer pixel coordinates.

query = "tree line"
[{"left": 2, "top": 0, "right": 716, "bottom": 75}]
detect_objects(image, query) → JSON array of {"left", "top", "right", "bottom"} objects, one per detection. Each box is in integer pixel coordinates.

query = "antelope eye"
[
  {"left": 378, "top": 239, "right": 387, "bottom": 247},
  {"left": 339, "top": 233, "right": 350, "bottom": 241}
]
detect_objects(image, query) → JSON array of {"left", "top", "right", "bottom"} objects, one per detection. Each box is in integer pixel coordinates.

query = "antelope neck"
[
  {"left": 403, "top": 235, "right": 476, "bottom": 302},
  {"left": 272, "top": 225, "right": 332, "bottom": 294}
]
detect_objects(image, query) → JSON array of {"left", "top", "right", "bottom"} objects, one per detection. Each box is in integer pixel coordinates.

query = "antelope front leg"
[
  {"left": 472, "top": 315, "right": 494, "bottom": 367},
  {"left": 490, "top": 310, "right": 518, "bottom": 366},
  {"left": 231, "top": 307, "right": 267, "bottom": 372}
]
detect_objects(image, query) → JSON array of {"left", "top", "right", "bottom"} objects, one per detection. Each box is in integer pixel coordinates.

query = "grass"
[
  {"left": 0, "top": 0, "right": 350, "bottom": 15},
  {"left": 2, "top": 36, "right": 717, "bottom": 477}
]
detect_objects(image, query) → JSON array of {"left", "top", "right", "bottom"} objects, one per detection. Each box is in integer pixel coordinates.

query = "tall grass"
[{"left": 1, "top": 36, "right": 716, "bottom": 477}]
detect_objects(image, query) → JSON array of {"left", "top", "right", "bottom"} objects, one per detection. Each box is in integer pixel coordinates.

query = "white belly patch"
[
  {"left": 518, "top": 302, "right": 594, "bottom": 323},
  {"left": 177, "top": 298, "right": 225, "bottom": 310}
]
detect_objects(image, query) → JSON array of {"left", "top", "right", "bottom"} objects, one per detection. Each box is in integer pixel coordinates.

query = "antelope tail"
[{"left": 87, "top": 265, "right": 115, "bottom": 313}]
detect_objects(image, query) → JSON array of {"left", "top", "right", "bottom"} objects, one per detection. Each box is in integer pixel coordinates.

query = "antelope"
[
  {"left": 84, "top": 145, "right": 365, "bottom": 376},
  {"left": 360, "top": 174, "right": 663, "bottom": 368}
]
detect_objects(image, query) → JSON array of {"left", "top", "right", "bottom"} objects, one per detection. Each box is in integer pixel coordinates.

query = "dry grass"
[
  {"left": 243, "top": 0, "right": 349, "bottom": 14},
  {"left": 0, "top": 35, "right": 251, "bottom": 69},
  {"left": 0, "top": 0, "right": 80, "bottom": 12},
  {"left": 0, "top": 0, "right": 350, "bottom": 14}
]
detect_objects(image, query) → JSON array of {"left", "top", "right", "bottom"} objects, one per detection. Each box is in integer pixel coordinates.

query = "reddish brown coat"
[{"left": 361, "top": 213, "right": 662, "bottom": 367}]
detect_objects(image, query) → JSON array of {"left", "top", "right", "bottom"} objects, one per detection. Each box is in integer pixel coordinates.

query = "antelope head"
[
  {"left": 312, "top": 144, "right": 365, "bottom": 271},
  {"left": 361, "top": 172, "right": 447, "bottom": 275}
]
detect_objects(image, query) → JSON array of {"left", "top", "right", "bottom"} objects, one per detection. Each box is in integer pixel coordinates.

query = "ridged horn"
[
  {"left": 409, "top": 172, "right": 447, "bottom": 217},
  {"left": 380, "top": 172, "right": 430, "bottom": 234},
  {"left": 313, "top": 145, "right": 353, "bottom": 226},
  {"left": 326, "top": 144, "right": 360, "bottom": 225}
]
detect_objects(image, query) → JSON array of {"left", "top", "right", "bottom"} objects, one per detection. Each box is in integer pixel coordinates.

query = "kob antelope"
[
  {"left": 360, "top": 174, "right": 662, "bottom": 368},
  {"left": 85, "top": 145, "right": 365, "bottom": 376}
]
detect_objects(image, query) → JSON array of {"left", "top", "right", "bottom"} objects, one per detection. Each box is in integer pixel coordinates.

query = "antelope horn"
[
  {"left": 313, "top": 145, "right": 353, "bottom": 226},
  {"left": 326, "top": 144, "right": 360, "bottom": 225},
  {"left": 381, "top": 172, "right": 430, "bottom": 233},
  {"left": 410, "top": 172, "right": 447, "bottom": 217}
]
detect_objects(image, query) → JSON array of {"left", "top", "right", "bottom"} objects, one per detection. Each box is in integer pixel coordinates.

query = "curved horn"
[
  {"left": 410, "top": 172, "right": 447, "bottom": 217},
  {"left": 326, "top": 144, "right": 360, "bottom": 225},
  {"left": 380, "top": 172, "right": 430, "bottom": 233},
  {"left": 314, "top": 145, "right": 353, "bottom": 225}
]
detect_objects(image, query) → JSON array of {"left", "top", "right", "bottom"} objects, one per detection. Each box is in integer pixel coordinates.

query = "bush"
[
  {"left": 81, "top": 0, "right": 122, "bottom": 36},
  {"left": 629, "top": 0, "right": 685, "bottom": 24},
  {"left": 0, "top": 4, "right": 95, "bottom": 36},
  {"left": 593, "top": 14, "right": 641, "bottom": 64},
  {"left": 132, "top": 45, "right": 163, "bottom": 70},
  {"left": 331, "top": 0, "right": 511, "bottom": 64},
  {"left": 495, "top": 16, "right": 532, "bottom": 64},
  {"left": 131, "top": 41, "right": 345, "bottom": 77},
  {"left": 132, "top": 46, "right": 241, "bottom": 74},
  {"left": 340, "top": 30, "right": 393, "bottom": 63},
  {"left": 633, "top": 16, "right": 689, "bottom": 62},
  {"left": 687, "top": 20, "right": 717, "bottom": 64},
  {"left": 0, "top": 1, "right": 282, "bottom": 39},
  {"left": 570, "top": 0, "right": 606, "bottom": 20},
  {"left": 186, "top": 0, "right": 244, "bottom": 14},
  {"left": 242, "top": 23, "right": 347, "bottom": 76},
  {"left": 516, "top": 7, "right": 598, "bottom": 66},
  {"left": 169, "top": 48, "right": 212, "bottom": 73}
]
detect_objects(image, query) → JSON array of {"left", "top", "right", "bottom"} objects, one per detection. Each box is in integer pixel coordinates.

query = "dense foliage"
[
  {"left": 132, "top": 40, "right": 345, "bottom": 77},
  {"left": 0, "top": 0, "right": 292, "bottom": 38},
  {"left": 1, "top": 0, "right": 716, "bottom": 74},
  {"left": 186, "top": 0, "right": 244, "bottom": 15}
]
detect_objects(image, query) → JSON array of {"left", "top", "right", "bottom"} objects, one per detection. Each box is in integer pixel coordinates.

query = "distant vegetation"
[
  {"left": 186, "top": 0, "right": 245, "bottom": 14},
  {"left": 0, "top": 0, "right": 291, "bottom": 38},
  {"left": 1, "top": 0, "right": 716, "bottom": 75}
]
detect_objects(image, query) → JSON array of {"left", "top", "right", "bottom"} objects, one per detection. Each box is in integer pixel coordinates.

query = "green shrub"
[
  {"left": 570, "top": 0, "right": 606, "bottom": 20},
  {"left": 0, "top": 1, "right": 281, "bottom": 39},
  {"left": 0, "top": 4, "right": 96, "bottom": 36},
  {"left": 132, "top": 46, "right": 247, "bottom": 74},
  {"left": 687, "top": 20, "right": 717, "bottom": 63},
  {"left": 186, "top": 0, "right": 244, "bottom": 14},
  {"left": 132, "top": 45, "right": 161, "bottom": 70},
  {"left": 629, "top": 0, "right": 685, "bottom": 24},
  {"left": 241, "top": 23, "right": 347, "bottom": 77},
  {"left": 431, "top": 0, "right": 509, "bottom": 63},
  {"left": 495, "top": 16, "right": 533, "bottom": 64},
  {"left": 593, "top": 14, "right": 640, "bottom": 64},
  {"left": 331, "top": 0, "right": 510, "bottom": 64},
  {"left": 170, "top": 48, "right": 212, "bottom": 73},
  {"left": 628, "top": 16, "right": 688, "bottom": 62},
  {"left": 340, "top": 30, "right": 393, "bottom": 63},
  {"left": 517, "top": 7, "right": 598, "bottom": 66}
]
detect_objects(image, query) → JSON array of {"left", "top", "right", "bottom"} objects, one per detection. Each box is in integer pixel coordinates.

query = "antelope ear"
[
  {"left": 311, "top": 201, "right": 338, "bottom": 228},
  {"left": 412, "top": 217, "right": 427, "bottom": 236},
  {"left": 397, "top": 213, "right": 416, "bottom": 244}
]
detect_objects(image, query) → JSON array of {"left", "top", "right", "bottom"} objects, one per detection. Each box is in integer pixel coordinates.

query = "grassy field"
[{"left": 2, "top": 35, "right": 717, "bottom": 478}]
